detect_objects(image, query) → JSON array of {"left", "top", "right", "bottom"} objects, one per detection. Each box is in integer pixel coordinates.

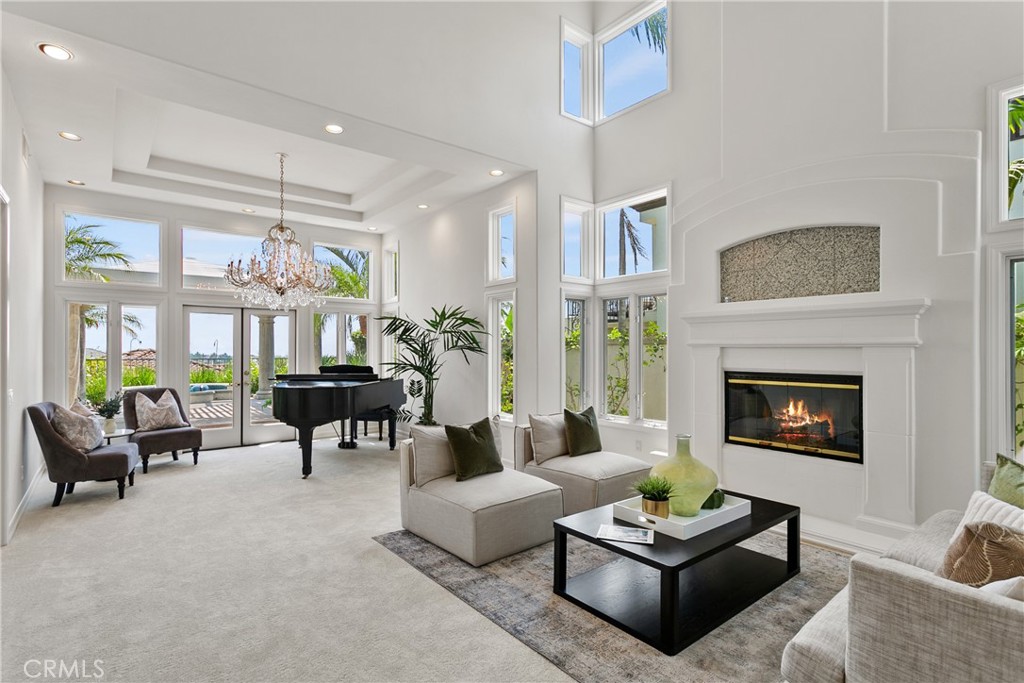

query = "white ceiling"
[{"left": 1, "top": 5, "right": 531, "bottom": 233}]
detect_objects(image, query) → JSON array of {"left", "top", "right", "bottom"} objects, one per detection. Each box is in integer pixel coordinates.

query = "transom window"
[
  {"left": 1007, "top": 91, "right": 1024, "bottom": 221},
  {"left": 599, "top": 190, "right": 668, "bottom": 279},
  {"left": 313, "top": 244, "right": 371, "bottom": 300},
  {"left": 182, "top": 227, "right": 263, "bottom": 290},
  {"left": 64, "top": 211, "right": 160, "bottom": 286},
  {"left": 489, "top": 205, "right": 516, "bottom": 283}
]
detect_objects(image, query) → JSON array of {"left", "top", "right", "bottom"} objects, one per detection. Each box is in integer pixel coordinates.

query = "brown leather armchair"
[
  {"left": 122, "top": 388, "right": 202, "bottom": 473},
  {"left": 27, "top": 402, "right": 140, "bottom": 507}
]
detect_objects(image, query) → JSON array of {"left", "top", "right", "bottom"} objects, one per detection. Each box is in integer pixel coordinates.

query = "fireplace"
[{"left": 724, "top": 372, "right": 863, "bottom": 463}]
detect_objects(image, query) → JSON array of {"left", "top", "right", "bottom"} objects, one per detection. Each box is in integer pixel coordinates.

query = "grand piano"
[{"left": 273, "top": 367, "right": 406, "bottom": 478}]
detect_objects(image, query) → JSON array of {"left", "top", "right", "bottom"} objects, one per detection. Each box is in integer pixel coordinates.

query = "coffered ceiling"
[{"left": 1, "top": 6, "right": 529, "bottom": 232}]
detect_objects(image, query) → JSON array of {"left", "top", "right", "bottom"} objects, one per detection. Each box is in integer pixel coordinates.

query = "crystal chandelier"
[{"left": 224, "top": 153, "right": 332, "bottom": 309}]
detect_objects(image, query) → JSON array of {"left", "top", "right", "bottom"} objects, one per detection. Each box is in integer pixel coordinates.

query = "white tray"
[{"left": 612, "top": 494, "right": 751, "bottom": 540}]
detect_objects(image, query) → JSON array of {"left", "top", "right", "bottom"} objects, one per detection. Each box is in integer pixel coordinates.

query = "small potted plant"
[
  {"left": 93, "top": 390, "right": 124, "bottom": 434},
  {"left": 633, "top": 474, "right": 674, "bottom": 519}
]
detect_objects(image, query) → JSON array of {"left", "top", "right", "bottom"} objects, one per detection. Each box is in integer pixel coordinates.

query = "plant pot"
[
  {"left": 103, "top": 418, "right": 116, "bottom": 434},
  {"left": 641, "top": 497, "right": 670, "bottom": 519}
]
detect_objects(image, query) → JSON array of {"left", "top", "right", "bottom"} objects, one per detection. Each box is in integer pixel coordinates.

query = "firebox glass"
[{"left": 724, "top": 372, "right": 863, "bottom": 462}]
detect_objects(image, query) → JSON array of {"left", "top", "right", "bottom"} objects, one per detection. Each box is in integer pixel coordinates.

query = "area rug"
[{"left": 374, "top": 529, "right": 850, "bottom": 683}]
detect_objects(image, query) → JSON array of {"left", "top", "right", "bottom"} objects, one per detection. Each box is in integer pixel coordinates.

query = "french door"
[{"left": 184, "top": 306, "right": 296, "bottom": 449}]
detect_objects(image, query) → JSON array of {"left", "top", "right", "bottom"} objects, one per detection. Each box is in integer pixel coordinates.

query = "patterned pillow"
[
  {"left": 135, "top": 391, "right": 187, "bottom": 431},
  {"left": 938, "top": 521, "right": 1024, "bottom": 587},
  {"left": 52, "top": 404, "right": 102, "bottom": 452},
  {"left": 69, "top": 400, "right": 96, "bottom": 417}
]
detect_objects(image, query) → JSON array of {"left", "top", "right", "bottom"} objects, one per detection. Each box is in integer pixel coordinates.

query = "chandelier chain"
[{"left": 278, "top": 153, "right": 285, "bottom": 226}]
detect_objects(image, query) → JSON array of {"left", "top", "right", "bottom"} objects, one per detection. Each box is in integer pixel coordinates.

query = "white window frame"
[
  {"left": 595, "top": 0, "right": 670, "bottom": 124},
  {"left": 561, "top": 18, "right": 594, "bottom": 124},
  {"left": 58, "top": 206, "right": 165, "bottom": 290},
  {"left": 561, "top": 197, "right": 594, "bottom": 284},
  {"left": 595, "top": 186, "right": 670, "bottom": 284},
  {"left": 561, "top": 288, "right": 591, "bottom": 411},
  {"left": 312, "top": 306, "right": 378, "bottom": 371},
  {"left": 985, "top": 236, "right": 1024, "bottom": 461},
  {"left": 488, "top": 203, "right": 517, "bottom": 284},
  {"left": 987, "top": 78, "right": 1024, "bottom": 231},
  {"left": 487, "top": 289, "right": 516, "bottom": 422},
  {"left": 312, "top": 241, "right": 375, "bottom": 302},
  {"left": 597, "top": 290, "right": 668, "bottom": 428},
  {"left": 383, "top": 244, "right": 400, "bottom": 303}
]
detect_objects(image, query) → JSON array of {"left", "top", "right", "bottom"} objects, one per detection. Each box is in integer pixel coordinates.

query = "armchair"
[
  {"left": 27, "top": 402, "right": 140, "bottom": 506},
  {"left": 123, "top": 388, "right": 202, "bottom": 473}
]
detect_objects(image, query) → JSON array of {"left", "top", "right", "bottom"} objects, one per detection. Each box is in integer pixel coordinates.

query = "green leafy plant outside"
[
  {"left": 633, "top": 474, "right": 674, "bottom": 501},
  {"left": 1014, "top": 302, "right": 1024, "bottom": 450},
  {"left": 1008, "top": 98, "right": 1024, "bottom": 210}
]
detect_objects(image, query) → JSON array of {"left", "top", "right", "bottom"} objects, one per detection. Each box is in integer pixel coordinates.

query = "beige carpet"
[{"left": 0, "top": 439, "right": 572, "bottom": 683}]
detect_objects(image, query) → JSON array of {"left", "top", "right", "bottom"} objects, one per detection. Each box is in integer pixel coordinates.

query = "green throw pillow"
[
  {"left": 444, "top": 418, "right": 503, "bottom": 482},
  {"left": 563, "top": 406, "right": 602, "bottom": 457},
  {"left": 989, "top": 454, "right": 1024, "bottom": 509}
]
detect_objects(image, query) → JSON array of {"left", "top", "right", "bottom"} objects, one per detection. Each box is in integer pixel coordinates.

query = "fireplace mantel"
[{"left": 681, "top": 297, "right": 931, "bottom": 347}]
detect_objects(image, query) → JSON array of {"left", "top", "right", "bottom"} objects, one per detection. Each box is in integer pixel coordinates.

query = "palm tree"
[
  {"left": 630, "top": 8, "right": 668, "bottom": 54},
  {"left": 1008, "top": 98, "right": 1024, "bottom": 210},
  {"left": 378, "top": 306, "right": 487, "bottom": 425},
  {"left": 64, "top": 222, "right": 134, "bottom": 400},
  {"left": 313, "top": 247, "right": 370, "bottom": 365},
  {"left": 618, "top": 209, "right": 649, "bottom": 276}
]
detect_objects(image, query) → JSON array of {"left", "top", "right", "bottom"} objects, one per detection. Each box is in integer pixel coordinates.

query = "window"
[
  {"left": 64, "top": 212, "right": 160, "bottom": 286},
  {"left": 121, "top": 305, "right": 157, "bottom": 390},
  {"left": 1012, "top": 258, "right": 1024, "bottom": 455},
  {"left": 67, "top": 302, "right": 107, "bottom": 403},
  {"left": 562, "top": 199, "right": 592, "bottom": 281},
  {"left": 598, "top": 2, "right": 668, "bottom": 120},
  {"left": 601, "top": 293, "right": 667, "bottom": 424},
  {"left": 599, "top": 189, "right": 668, "bottom": 279},
  {"left": 182, "top": 227, "right": 263, "bottom": 290},
  {"left": 489, "top": 206, "right": 515, "bottom": 282},
  {"left": 314, "top": 312, "right": 369, "bottom": 367},
  {"left": 489, "top": 294, "right": 515, "bottom": 418},
  {"left": 561, "top": 19, "right": 592, "bottom": 122},
  {"left": 313, "top": 244, "right": 371, "bottom": 299},
  {"left": 384, "top": 247, "right": 400, "bottom": 302},
  {"left": 639, "top": 294, "right": 667, "bottom": 421},
  {"left": 564, "top": 299, "right": 587, "bottom": 411},
  {"left": 1007, "top": 90, "right": 1024, "bottom": 222}
]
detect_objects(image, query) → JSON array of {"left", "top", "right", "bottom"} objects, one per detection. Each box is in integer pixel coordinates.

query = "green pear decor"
[
  {"left": 702, "top": 488, "right": 726, "bottom": 510},
  {"left": 650, "top": 434, "right": 719, "bottom": 517}
]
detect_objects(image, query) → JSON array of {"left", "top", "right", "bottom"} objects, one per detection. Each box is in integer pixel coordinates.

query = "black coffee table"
[{"left": 553, "top": 491, "right": 800, "bottom": 655}]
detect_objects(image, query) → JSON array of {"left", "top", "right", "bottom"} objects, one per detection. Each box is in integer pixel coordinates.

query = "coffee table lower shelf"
[{"left": 557, "top": 545, "right": 794, "bottom": 655}]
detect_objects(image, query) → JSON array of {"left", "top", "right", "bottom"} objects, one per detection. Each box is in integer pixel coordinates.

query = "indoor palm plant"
[{"left": 378, "top": 305, "right": 487, "bottom": 425}]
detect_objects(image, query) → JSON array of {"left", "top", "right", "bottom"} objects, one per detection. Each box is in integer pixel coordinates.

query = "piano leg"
[
  {"left": 298, "top": 425, "right": 314, "bottom": 478},
  {"left": 388, "top": 412, "right": 398, "bottom": 451},
  {"left": 339, "top": 415, "right": 358, "bottom": 449}
]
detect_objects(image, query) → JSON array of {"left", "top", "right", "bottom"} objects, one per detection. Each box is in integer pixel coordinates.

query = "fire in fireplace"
[{"left": 724, "top": 372, "right": 863, "bottom": 463}]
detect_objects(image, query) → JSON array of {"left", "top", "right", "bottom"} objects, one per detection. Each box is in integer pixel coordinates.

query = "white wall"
[
  {"left": 1, "top": 70, "right": 46, "bottom": 544},
  {"left": 590, "top": 0, "right": 1022, "bottom": 532}
]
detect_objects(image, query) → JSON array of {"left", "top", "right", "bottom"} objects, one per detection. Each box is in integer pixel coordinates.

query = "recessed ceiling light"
[
  {"left": 67, "top": 179, "right": 85, "bottom": 186},
  {"left": 324, "top": 124, "right": 344, "bottom": 135},
  {"left": 57, "top": 131, "right": 82, "bottom": 142},
  {"left": 241, "top": 208, "right": 256, "bottom": 214},
  {"left": 417, "top": 204, "right": 429, "bottom": 209},
  {"left": 38, "top": 43, "right": 74, "bottom": 61},
  {"left": 367, "top": 226, "right": 378, "bottom": 231},
  {"left": 489, "top": 169, "right": 504, "bottom": 177}
]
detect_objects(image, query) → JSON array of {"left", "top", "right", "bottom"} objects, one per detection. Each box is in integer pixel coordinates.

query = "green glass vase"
[{"left": 650, "top": 434, "right": 718, "bottom": 517}]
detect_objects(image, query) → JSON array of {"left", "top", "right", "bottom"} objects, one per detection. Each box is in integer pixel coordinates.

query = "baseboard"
[
  {"left": 4, "top": 463, "right": 45, "bottom": 546},
  {"left": 764, "top": 512, "right": 903, "bottom": 556}
]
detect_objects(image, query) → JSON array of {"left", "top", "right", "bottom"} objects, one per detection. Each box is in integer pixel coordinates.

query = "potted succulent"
[
  {"left": 633, "top": 474, "right": 675, "bottom": 519},
  {"left": 92, "top": 390, "right": 124, "bottom": 434}
]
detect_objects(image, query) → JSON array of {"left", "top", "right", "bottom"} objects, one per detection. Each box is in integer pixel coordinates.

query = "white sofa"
[
  {"left": 782, "top": 466, "right": 1024, "bottom": 683},
  {"left": 514, "top": 423, "right": 650, "bottom": 516},
  {"left": 398, "top": 428, "right": 563, "bottom": 567}
]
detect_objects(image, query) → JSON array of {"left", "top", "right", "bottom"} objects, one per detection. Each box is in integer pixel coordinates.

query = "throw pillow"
[
  {"left": 979, "top": 576, "right": 1024, "bottom": 602},
  {"left": 563, "top": 406, "right": 602, "bottom": 457},
  {"left": 52, "top": 404, "right": 102, "bottom": 452},
  {"left": 528, "top": 413, "right": 568, "bottom": 464},
  {"left": 135, "top": 390, "right": 187, "bottom": 431},
  {"left": 411, "top": 417, "right": 501, "bottom": 486},
  {"left": 938, "top": 521, "right": 1024, "bottom": 587},
  {"left": 988, "top": 453, "right": 1024, "bottom": 509},
  {"left": 69, "top": 400, "right": 96, "bottom": 417},
  {"left": 950, "top": 490, "right": 1024, "bottom": 543},
  {"left": 445, "top": 417, "right": 503, "bottom": 481}
]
